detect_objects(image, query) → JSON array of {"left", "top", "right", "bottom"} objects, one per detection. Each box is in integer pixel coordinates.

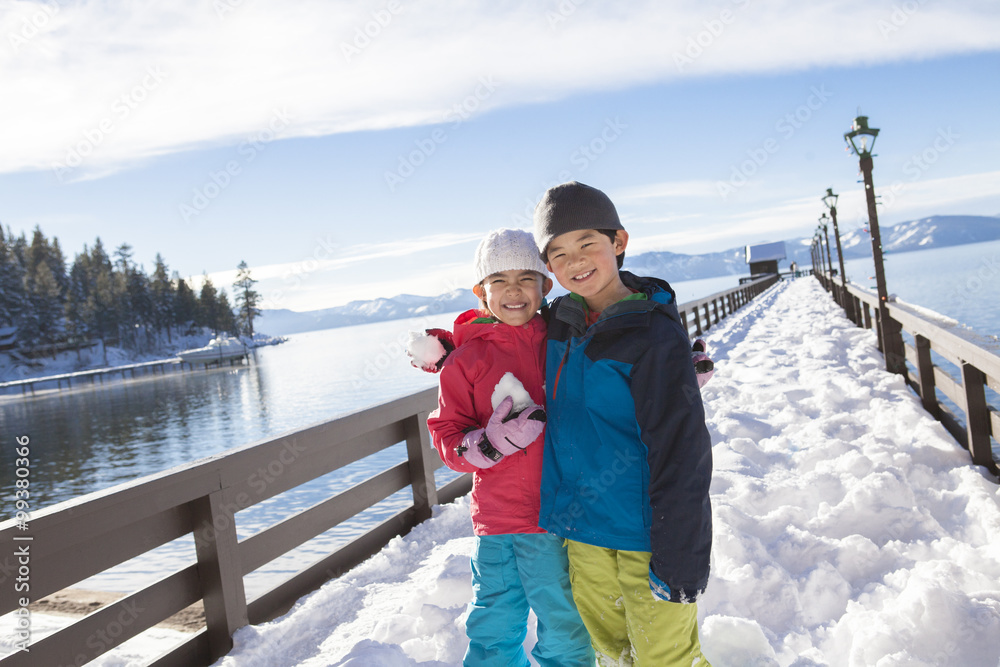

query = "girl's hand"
[{"left": 484, "top": 396, "right": 546, "bottom": 456}]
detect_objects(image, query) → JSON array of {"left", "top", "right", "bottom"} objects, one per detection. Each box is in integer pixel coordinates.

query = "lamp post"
[
  {"left": 845, "top": 115, "right": 904, "bottom": 374},
  {"left": 820, "top": 213, "right": 836, "bottom": 302},
  {"left": 823, "top": 187, "right": 853, "bottom": 323},
  {"left": 815, "top": 229, "right": 829, "bottom": 291}
]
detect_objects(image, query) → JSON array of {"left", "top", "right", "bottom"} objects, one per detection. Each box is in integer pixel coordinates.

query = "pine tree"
[
  {"left": 85, "top": 238, "right": 118, "bottom": 346},
  {"left": 233, "top": 260, "right": 261, "bottom": 338},
  {"left": 65, "top": 252, "right": 92, "bottom": 346},
  {"left": 198, "top": 275, "right": 220, "bottom": 335},
  {"left": 0, "top": 226, "right": 28, "bottom": 330},
  {"left": 22, "top": 227, "right": 67, "bottom": 352},
  {"left": 150, "top": 255, "right": 175, "bottom": 342},
  {"left": 173, "top": 275, "right": 198, "bottom": 333},
  {"left": 217, "top": 290, "right": 238, "bottom": 336}
]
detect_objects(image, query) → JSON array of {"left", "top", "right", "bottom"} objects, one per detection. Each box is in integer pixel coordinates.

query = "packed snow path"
[{"left": 214, "top": 279, "right": 1000, "bottom": 667}]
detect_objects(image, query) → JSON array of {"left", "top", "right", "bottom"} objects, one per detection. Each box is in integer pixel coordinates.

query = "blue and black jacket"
[{"left": 540, "top": 271, "right": 713, "bottom": 602}]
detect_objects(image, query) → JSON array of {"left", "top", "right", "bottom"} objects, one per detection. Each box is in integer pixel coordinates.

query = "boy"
[{"left": 533, "top": 182, "right": 713, "bottom": 665}]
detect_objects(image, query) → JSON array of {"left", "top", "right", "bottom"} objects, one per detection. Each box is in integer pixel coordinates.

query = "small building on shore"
[{"left": 745, "top": 241, "right": 787, "bottom": 276}]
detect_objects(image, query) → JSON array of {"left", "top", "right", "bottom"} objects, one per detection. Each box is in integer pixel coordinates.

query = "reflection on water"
[{"left": 0, "top": 312, "right": 449, "bottom": 516}]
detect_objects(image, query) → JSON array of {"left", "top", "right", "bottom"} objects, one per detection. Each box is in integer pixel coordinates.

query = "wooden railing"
[
  {"left": 677, "top": 274, "right": 780, "bottom": 339},
  {"left": 0, "top": 387, "right": 468, "bottom": 667},
  {"left": 816, "top": 273, "right": 1000, "bottom": 478},
  {"left": 0, "top": 275, "right": 782, "bottom": 666}
]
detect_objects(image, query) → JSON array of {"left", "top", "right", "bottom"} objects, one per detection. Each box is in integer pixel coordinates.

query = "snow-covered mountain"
[
  {"left": 258, "top": 289, "right": 478, "bottom": 335},
  {"left": 259, "top": 214, "right": 1000, "bottom": 335},
  {"left": 785, "top": 214, "right": 1000, "bottom": 266}
]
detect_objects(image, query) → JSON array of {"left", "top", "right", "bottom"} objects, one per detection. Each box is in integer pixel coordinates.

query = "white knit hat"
[{"left": 473, "top": 228, "right": 549, "bottom": 284}]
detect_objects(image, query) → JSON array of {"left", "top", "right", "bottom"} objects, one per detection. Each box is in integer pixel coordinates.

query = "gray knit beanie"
[
  {"left": 533, "top": 181, "right": 624, "bottom": 258},
  {"left": 473, "top": 228, "right": 549, "bottom": 284}
]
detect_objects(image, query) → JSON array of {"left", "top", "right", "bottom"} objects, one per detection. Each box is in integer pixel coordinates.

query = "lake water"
[
  {"left": 840, "top": 238, "right": 1000, "bottom": 338},
  {"left": 1, "top": 241, "right": 997, "bottom": 594}
]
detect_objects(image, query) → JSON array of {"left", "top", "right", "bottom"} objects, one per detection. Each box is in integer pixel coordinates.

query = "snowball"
[
  {"left": 491, "top": 372, "right": 533, "bottom": 413},
  {"left": 406, "top": 331, "right": 446, "bottom": 368}
]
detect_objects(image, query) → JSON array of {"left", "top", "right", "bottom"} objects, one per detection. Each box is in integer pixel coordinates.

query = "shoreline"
[{"left": 28, "top": 589, "right": 203, "bottom": 633}]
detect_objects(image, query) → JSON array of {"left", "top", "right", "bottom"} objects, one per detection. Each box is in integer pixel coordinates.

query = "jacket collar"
[
  {"left": 452, "top": 308, "right": 547, "bottom": 347},
  {"left": 554, "top": 271, "right": 681, "bottom": 335}
]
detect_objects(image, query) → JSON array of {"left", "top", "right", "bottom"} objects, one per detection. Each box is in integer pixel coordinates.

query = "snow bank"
[
  {"left": 207, "top": 279, "right": 998, "bottom": 665},
  {"left": 697, "top": 279, "right": 1000, "bottom": 666}
]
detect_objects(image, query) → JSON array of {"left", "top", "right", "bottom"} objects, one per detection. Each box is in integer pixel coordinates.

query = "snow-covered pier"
[
  {"left": 0, "top": 357, "right": 186, "bottom": 396},
  {"left": 2, "top": 278, "right": 998, "bottom": 666},
  {"left": 0, "top": 355, "right": 250, "bottom": 397},
  {"left": 214, "top": 278, "right": 1000, "bottom": 666}
]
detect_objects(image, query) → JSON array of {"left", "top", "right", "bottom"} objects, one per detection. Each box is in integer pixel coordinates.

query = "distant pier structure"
[{"left": 742, "top": 241, "right": 788, "bottom": 283}]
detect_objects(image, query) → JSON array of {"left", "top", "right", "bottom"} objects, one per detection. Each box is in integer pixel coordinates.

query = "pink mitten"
[
  {"left": 455, "top": 428, "right": 503, "bottom": 468},
  {"left": 484, "top": 396, "right": 546, "bottom": 456},
  {"left": 692, "top": 338, "right": 715, "bottom": 388}
]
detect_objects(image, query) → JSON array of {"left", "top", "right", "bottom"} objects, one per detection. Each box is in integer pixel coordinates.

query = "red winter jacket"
[{"left": 427, "top": 310, "right": 548, "bottom": 536}]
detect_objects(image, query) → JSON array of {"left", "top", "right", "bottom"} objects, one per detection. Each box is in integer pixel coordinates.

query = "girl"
[{"left": 412, "top": 228, "right": 594, "bottom": 667}]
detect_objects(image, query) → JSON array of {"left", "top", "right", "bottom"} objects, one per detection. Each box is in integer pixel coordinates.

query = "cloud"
[
  {"left": 3, "top": 0, "right": 999, "bottom": 177},
  {"left": 624, "top": 169, "right": 1000, "bottom": 254},
  {"left": 187, "top": 232, "right": 481, "bottom": 310}
]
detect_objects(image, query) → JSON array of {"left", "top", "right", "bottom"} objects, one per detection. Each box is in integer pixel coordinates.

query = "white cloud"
[
  {"left": 188, "top": 232, "right": 482, "bottom": 310},
  {"left": 3, "top": 0, "right": 999, "bottom": 177},
  {"left": 623, "top": 169, "right": 1000, "bottom": 254}
]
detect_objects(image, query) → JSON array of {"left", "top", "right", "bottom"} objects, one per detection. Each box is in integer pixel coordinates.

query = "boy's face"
[
  {"left": 473, "top": 270, "right": 552, "bottom": 327},
  {"left": 545, "top": 229, "right": 629, "bottom": 311}
]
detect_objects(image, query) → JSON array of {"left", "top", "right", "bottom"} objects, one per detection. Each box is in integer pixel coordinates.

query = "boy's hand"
[
  {"left": 455, "top": 429, "right": 504, "bottom": 469},
  {"left": 650, "top": 566, "right": 698, "bottom": 604},
  {"left": 485, "top": 395, "right": 547, "bottom": 456},
  {"left": 692, "top": 339, "right": 715, "bottom": 388}
]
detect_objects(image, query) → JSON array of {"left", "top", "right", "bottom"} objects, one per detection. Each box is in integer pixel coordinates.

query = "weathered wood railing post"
[
  {"left": 961, "top": 364, "right": 998, "bottom": 475},
  {"left": 914, "top": 335, "right": 939, "bottom": 419},
  {"left": 191, "top": 489, "right": 248, "bottom": 661},
  {"left": 404, "top": 411, "right": 439, "bottom": 523}
]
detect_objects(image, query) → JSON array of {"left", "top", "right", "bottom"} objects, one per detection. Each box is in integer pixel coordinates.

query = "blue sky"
[{"left": 2, "top": 1, "right": 999, "bottom": 311}]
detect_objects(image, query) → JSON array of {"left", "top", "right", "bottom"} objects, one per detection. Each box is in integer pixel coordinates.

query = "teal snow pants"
[{"left": 464, "top": 532, "right": 594, "bottom": 667}]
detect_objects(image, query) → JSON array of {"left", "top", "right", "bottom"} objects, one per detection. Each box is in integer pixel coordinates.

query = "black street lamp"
[
  {"left": 820, "top": 213, "right": 835, "bottom": 290},
  {"left": 823, "top": 187, "right": 854, "bottom": 322},
  {"left": 815, "top": 230, "right": 828, "bottom": 290},
  {"left": 845, "top": 116, "right": 904, "bottom": 374}
]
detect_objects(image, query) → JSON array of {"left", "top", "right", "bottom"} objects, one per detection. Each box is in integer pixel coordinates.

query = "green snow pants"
[{"left": 565, "top": 540, "right": 710, "bottom": 666}]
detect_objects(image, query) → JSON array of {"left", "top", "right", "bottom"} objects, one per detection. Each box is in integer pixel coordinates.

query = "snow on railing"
[{"left": 815, "top": 272, "right": 1000, "bottom": 478}]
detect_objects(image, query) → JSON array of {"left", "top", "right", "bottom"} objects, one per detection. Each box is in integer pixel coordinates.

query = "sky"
[{"left": 2, "top": 0, "right": 1000, "bottom": 312}]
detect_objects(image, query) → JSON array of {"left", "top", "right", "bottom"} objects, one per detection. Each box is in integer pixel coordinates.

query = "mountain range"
[{"left": 258, "top": 214, "right": 1000, "bottom": 336}]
